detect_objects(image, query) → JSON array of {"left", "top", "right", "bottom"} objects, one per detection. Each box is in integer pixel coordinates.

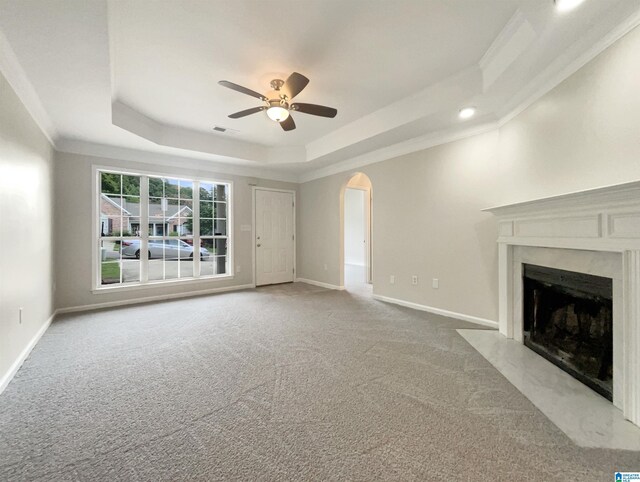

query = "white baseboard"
[
  {"left": 295, "top": 278, "right": 345, "bottom": 291},
  {"left": 57, "top": 283, "right": 256, "bottom": 314},
  {"left": 0, "top": 310, "right": 57, "bottom": 395},
  {"left": 372, "top": 294, "right": 498, "bottom": 329}
]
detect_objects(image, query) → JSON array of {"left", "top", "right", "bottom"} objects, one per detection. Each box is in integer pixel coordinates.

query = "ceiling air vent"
[{"left": 212, "top": 126, "right": 239, "bottom": 134}]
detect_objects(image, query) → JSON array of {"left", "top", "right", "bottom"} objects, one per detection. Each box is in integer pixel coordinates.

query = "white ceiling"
[
  {"left": 110, "top": 0, "right": 516, "bottom": 146},
  {"left": 1, "top": 0, "right": 639, "bottom": 181}
]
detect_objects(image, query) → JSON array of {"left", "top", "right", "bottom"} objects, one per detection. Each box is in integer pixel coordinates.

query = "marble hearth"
[{"left": 484, "top": 181, "right": 640, "bottom": 429}]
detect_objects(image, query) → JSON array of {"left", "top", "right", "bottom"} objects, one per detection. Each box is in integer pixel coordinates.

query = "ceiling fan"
[{"left": 218, "top": 72, "right": 337, "bottom": 132}]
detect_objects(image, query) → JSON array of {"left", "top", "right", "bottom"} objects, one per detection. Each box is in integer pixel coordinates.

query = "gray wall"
[
  {"left": 297, "top": 172, "right": 343, "bottom": 284},
  {"left": 0, "top": 71, "right": 54, "bottom": 386},
  {"left": 297, "top": 131, "right": 500, "bottom": 320},
  {"left": 54, "top": 151, "right": 296, "bottom": 310},
  {"left": 297, "top": 25, "right": 640, "bottom": 322}
]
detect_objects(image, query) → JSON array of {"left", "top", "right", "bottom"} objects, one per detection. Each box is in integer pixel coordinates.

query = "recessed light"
[
  {"left": 459, "top": 107, "right": 476, "bottom": 120},
  {"left": 554, "top": 0, "right": 585, "bottom": 12}
]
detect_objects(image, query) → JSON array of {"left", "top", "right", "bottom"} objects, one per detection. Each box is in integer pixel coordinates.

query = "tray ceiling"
[{"left": 1, "top": 0, "right": 639, "bottom": 180}]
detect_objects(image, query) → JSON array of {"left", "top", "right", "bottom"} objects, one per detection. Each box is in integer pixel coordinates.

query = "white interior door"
[{"left": 255, "top": 189, "right": 294, "bottom": 286}]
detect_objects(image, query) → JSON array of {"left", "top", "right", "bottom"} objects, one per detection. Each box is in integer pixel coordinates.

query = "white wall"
[
  {"left": 297, "top": 25, "right": 640, "bottom": 323},
  {"left": 344, "top": 188, "right": 365, "bottom": 266},
  {"left": 297, "top": 131, "right": 500, "bottom": 318},
  {"left": 496, "top": 22, "right": 640, "bottom": 204},
  {"left": 54, "top": 151, "right": 297, "bottom": 310},
  {"left": 0, "top": 71, "right": 54, "bottom": 389}
]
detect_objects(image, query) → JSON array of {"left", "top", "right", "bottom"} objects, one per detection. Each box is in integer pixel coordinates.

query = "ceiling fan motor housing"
[
  {"left": 270, "top": 78, "right": 285, "bottom": 91},
  {"left": 268, "top": 98, "right": 288, "bottom": 109}
]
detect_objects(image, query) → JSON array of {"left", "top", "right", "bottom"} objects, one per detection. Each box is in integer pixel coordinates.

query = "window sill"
[{"left": 92, "top": 274, "right": 236, "bottom": 294}]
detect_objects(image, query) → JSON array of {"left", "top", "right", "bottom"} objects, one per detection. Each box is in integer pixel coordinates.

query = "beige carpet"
[{"left": 0, "top": 282, "right": 638, "bottom": 480}]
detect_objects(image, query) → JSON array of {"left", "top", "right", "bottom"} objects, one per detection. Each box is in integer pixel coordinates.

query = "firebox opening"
[{"left": 522, "top": 264, "right": 613, "bottom": 401}]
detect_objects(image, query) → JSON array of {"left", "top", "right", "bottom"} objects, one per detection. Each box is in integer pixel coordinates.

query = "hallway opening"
[{"left": 341, "top": 173, "right": 372, "bottom": 292}]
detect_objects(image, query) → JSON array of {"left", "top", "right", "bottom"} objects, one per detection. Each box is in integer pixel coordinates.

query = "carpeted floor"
[{"left": 1, "top": 282, "right": 638, "bottom": 480}]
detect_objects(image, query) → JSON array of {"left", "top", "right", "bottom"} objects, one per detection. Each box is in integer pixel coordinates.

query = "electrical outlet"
[
  {"left": 324, "top": 263, "right": 328, "bottom": 271},
  {"left": 19, "top": 307, "right": 23, "bottom": 324},
  {"left": 432, "top": 278, "right": 439, "bottom": 289},
  {"left": 236, "top": 265, "right": 241, "bottom": 273},
  {"left": 412, "top": 275, "right": 418, "bottom": 285},
  {"left": 390, "top": 275, "right": 395, "bottom": 284}
]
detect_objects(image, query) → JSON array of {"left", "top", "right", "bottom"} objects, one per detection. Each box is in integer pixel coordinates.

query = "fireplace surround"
[{"left": 484, "top": 181, "right": 640, "bottom": 428}]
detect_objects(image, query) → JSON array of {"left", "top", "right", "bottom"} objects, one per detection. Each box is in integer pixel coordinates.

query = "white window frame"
[{"left": 92, "top": 165, "right": 234, "bottom": 293}]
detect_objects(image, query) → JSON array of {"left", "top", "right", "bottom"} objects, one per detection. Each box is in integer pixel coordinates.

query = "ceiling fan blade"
[
  {"left": 218, "top": 80, "right": 267, "bottom": 101},
  {"left": 228, "top": 106, "right": 266, "bottom": 119},
  {"left": 291, "top": 103, "right": 337, "bottom": 118},
  {"left": 280, "top": 115, "right": 296, "bottom": 131},
  {"left": 282, "top": 72, "right": 309, "bottom": 100}
]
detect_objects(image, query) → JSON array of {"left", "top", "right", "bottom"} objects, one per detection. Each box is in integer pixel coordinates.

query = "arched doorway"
[{"left": 341, "top": 173, "right": 372, "bottom": 291}]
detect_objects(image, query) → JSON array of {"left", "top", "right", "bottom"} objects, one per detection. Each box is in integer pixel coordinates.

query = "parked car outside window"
[{"left": 120, "top": 239, "right": 210, "bottom": 260}]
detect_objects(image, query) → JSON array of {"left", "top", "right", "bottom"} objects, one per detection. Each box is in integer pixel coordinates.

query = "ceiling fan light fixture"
[{"left": 266, "top": 106, "right": 290, "bottom": 122}]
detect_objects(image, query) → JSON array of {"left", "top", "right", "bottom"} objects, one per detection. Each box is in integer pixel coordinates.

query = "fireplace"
[
  {"left": 486, "top": 181, "right": 640, "bottom": 427},
  {"left": 522, "top": 264, "right": 613, "bottom": 400}
]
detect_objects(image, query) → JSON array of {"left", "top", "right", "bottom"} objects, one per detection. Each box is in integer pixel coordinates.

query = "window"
[
  {"left": 99, "top": 172, "right": 141, "bottom": 285},
  {"left": 199, "top": 182, "right": 229, "bottom": 277},
  {"left": 96, "top": 169, "right": 231, "bottom": 288},
  {"left": 147, "top": 176, "right": 194, "bottom": 281}
]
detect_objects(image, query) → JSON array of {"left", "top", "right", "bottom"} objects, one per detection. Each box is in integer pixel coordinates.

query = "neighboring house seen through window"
[{"left": 98, "top": 170, "right": 231, "bottom": 287}]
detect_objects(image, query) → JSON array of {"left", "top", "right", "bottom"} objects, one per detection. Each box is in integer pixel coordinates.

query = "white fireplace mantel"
[{"left": 484, "top": 180, "right": 640, "bottom": 427}]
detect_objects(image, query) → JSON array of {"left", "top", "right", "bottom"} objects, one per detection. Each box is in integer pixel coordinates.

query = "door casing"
[{"left": 252, "top": 187, "right": 297, "bottom": 286}]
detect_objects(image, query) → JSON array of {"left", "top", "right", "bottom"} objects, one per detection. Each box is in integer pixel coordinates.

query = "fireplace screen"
[{"left": 522, "top": 264, "right": 613, "bottom": 401}]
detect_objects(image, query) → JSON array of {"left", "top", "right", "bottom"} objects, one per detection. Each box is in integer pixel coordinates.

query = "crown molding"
[
  {"left": 299, "top": 9, "right": 640, "bottom": 184},
  {"left": 479, "top": 9, "right": 536, "bottom": 91},
  {"left": 298, "top": 121, "right": 498, "bottom": 183},
  {"left": 111, "top": 100, "right": 306, "bottom": 165},
  {"left": 55, "top": 138, "right": 299, "bottom": 183},
  {"left": 498, "top": 6, "right": 640, "bottom": 126},
  {"left": 305, "top": 66, "right": 482, "bottom": 164},
  {"left": 3, "top": 5, "right": 639, "bottom": 188},
  {"left": 479, "top": 9, "right": 529, "bottom": 70},
  {"left": 0, "top": 30, "right": 57, "bottom": 146}
]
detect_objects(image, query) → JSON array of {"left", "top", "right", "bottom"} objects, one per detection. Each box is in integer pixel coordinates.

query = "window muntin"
[
  {"left": 99, "top": 172, "right": 141, "bottom": 285},
  {"left": 148, "top": 176, "right": 195, "bottom": 281},
  {"left": 198, "top": 182, "right": 229, "bottom": 276},
  {"left": 97, "top": 170, "right": 231, "bottom": 288}
]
